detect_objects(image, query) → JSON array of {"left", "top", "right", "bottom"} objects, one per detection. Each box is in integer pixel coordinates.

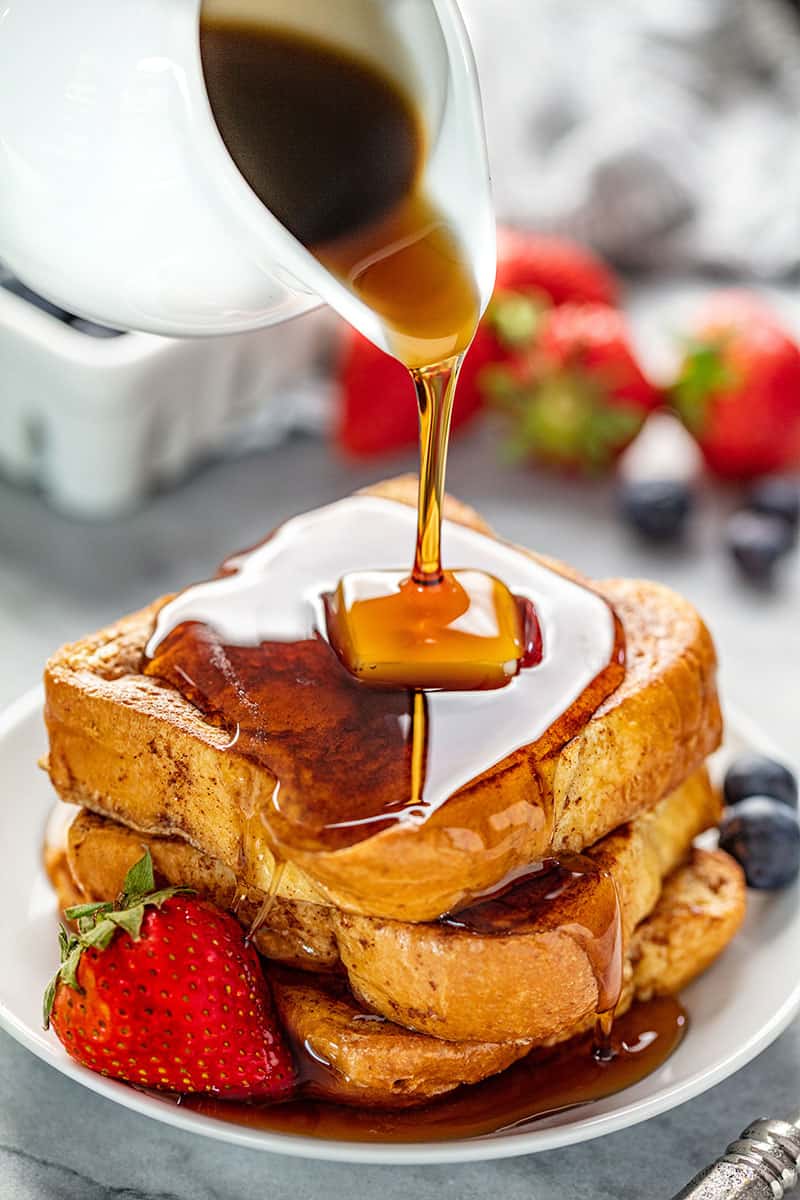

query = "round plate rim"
[{"left": 1, "top": 684, "right": 798, "bottom": 1166}]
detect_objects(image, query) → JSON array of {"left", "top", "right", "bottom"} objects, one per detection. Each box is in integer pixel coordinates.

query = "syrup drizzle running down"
[
  {"left": 182, "top": 995, "right": 687, "bottom": 1143},
  {"left": 411, "top": 358, "right": 464, "bottom": 578},
  {"left": 246, "top": 861, "right": 287, "bottom": 945},
  {"left": 442, "top": 855, "right": 625, "bottom": 1015},
  {"left": 442, "top": 852, "right": 625, "bottom": 1050},
  {"left": 145, "top": 497, "right": 625, "bottom": 853}
]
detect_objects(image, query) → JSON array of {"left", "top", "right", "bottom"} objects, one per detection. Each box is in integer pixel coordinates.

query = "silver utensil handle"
[{"left": 671, "top": 1119, "right": 800, "bottom": 1199}]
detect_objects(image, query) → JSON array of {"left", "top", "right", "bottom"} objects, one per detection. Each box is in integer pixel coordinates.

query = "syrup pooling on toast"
[
  {"left": 442, "top": 854, "right": 625, "bottom": 1027},
  {"left": 144, "top": 496, "right": 625, "bottom": 854},
  {"left": 326, "top": 363, "right": 534, "bottom": 691},
  {"left": 183, "top": 994, "right": 686, "bottom": 1142},
  {"left": 200, "top": 15, "right": 523, "bottom": 689}
]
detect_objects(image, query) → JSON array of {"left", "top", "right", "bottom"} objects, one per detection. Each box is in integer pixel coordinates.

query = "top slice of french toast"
[{"left": 43, "top": 476, "right": 722, "bottom": 922}]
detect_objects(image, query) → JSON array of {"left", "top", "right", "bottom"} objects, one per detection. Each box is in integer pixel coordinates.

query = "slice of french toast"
[
  {"left": 333, "top": 768, "right": 720, "bottom": 1042},
  {"left": 271, "top": 848, "right": 745, "bottom": 1108},
  {"left": 59, "top": 766, "right": 721, "bottom": 1043},
  {"left": 47, "top": 843, "right": 745, "bottom": 1108},
  {"left": 64, "top": 806, "right": 341, "bottom": 973},
  {"left": 43, "top": 477, "right": 722, "bottom": 922}
]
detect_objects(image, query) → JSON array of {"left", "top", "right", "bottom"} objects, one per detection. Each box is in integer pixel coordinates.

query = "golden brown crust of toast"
[
  {"left": 631, "top": 847, "right": 746, "bottom": 999},
  {"left": 43, "top": 477, "right": 722, "bottom": 921},
  {"left": 272, "top": 979, "right": 531, "bottom": 1108},
  {"left": 47, "top": 833, "right": 745, "bottom": 1108},
  {"left": 60, "top": 766, "right": 721, "bottom": 1042},
  {"left": 66, "top": 808, "right": 340, "bottom": 972},
  {"left": 273, "top": 848, "right": 744, "bottom": 1107},
  {"left": 43, "top": 841, "right": 83, "bottom": 911},
  {"left": 335, "top": 769, "right": 719, "bottom": 1041}
]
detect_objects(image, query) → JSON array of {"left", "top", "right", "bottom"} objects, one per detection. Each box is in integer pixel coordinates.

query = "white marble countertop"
[{"left": 1, "top": 423, "right": 799, "bottom": 1199}]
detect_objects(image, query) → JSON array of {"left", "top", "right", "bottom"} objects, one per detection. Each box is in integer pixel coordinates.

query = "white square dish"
[{"left": 0, "top": 286, "right": 335, "bottom": 518}]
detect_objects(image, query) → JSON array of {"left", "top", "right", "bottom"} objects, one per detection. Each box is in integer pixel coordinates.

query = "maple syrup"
[
  {"left": 199, "top": 20, "right": 478, "bottom": 366},
  {"left": 200, "top": 13, "right": 524, "bottom": 689},
  {"left": 44, "top": 13, "right": 683, "bottom": 1141},
  {"left": 442, "top": 854, "right": 624, "bottom": 1024},
  {"left": 181, "top": 995, "right": 687, "bottom": 1143},
  {"left": 145, "top": 496, "right": 625, "bottom": 855},
  {"left": 325, "top": 570, "right": 539, "bottom": 691}
]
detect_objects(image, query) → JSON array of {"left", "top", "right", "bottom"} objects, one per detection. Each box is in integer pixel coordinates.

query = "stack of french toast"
[{"left": 42, "top": 478, "right": 746, "bottom": 1108}]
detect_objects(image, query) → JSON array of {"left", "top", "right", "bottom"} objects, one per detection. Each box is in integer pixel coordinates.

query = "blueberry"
[
  {"left": 618, "top": 479, "right": 692, "bottom": 542},
  {"left": 719, "top": 795, "right": 800, "bottom": 889},
  {"left": 69, "top": 318, "right": 124, "bottom": 338},
  {"left": 1, "top": 276, "right": 72, "bottom": 321},
  {"left": 724, "top": 753, "right": 798, "bottom": 810},
  {"left": 747, "top": 477, "right": 800, "bottom": 541},
  {"left": 725, "top": 510, "right": 793, "bottom": 582}
]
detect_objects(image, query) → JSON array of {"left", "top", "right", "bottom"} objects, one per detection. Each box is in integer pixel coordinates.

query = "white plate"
[{"left": 1, "top": 687, "right": 799, "bottom": 1165}]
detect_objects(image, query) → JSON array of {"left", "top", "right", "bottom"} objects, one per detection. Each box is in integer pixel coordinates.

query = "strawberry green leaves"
[
  {"left": 671, "top": 337, "right": 738, "bottom": 436},
  {"left": 43, "top": 850, "right": 192, "bottom": 1027}
]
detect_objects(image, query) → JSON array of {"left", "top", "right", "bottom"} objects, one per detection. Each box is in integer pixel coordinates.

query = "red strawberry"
[
  {"left": 495, "top": 229, "right": 620, "bottom": 308},
  {"left": 484, "top": 303, "right": 660, "bottom": 472},
  {"left": 671, "top": 291, "right": 800, "bottom": 479},
  {"left": 44, "top": 851, "right": 295, "bottom": 1100},
  {"left": 337, "top": 330, "right": 486, "bottom": 456}
]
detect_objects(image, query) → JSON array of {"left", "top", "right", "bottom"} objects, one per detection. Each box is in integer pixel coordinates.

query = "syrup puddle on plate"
[{"left": 179, "top": 996, "right": 686, "bottom": 1143}]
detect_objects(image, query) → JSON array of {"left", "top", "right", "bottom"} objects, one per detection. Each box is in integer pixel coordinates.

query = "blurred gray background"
[{"left": 465, "top": 0, "right": 800, "bottom": 278}]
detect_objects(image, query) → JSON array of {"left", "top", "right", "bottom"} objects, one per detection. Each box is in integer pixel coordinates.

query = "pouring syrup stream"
[{"left": 412, "top": 358, "right": 460, "bottom": 584}]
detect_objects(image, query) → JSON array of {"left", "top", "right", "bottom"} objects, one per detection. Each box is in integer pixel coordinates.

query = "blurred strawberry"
[
  {"left": 495, "top": 229, "right": 620, "bottom": 308},
  {"left": 484, "top": 303, "right": 660, "bottom": 472},
  {"left": 670, "top": 291, "right": 800, "bottom": 480}
]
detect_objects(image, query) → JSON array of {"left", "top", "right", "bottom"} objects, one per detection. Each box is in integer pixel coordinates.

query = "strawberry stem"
[{"left": 486, "top": 365, "right": 645, "bottom": 471}]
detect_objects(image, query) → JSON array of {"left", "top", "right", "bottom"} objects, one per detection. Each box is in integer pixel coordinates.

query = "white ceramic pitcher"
[{"left": 0, "top": 0, "right": 495, "bottom": 346}]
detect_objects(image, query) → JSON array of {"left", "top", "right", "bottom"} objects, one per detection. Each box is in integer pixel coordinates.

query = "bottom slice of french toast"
[{"left": 47, "top": 826, "right": 745, "bottom": 1108}]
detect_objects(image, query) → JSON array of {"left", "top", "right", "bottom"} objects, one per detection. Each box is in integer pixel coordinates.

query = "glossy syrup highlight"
[
  {"left": 441, "top": 853, "right": 625, "bottom": 1025},
  {"left": 145, "top": 497, "right": 625, "bottom": 856}
]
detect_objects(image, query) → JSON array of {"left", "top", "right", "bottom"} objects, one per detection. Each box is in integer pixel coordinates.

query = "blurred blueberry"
[
  {"left": 747, "top": 477, "right": 800, "bottom": 542},
  {"left": 70, "top": 318, "right": 124, "bottom": 338},
  {"left": 724, "top": 754, "right": 798, "bottom": 811},
  {"left": 719, "top": 795, "right": 800, "bottom": 889},
  {"left": 618, "top": 479, "right": 692, "bottom": 542},
  {"left": 725, "top": 510, "right": 793, "bottom": 582},
  {"left": 2, "top": 276, "right": 72, "bottom": 321}
]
